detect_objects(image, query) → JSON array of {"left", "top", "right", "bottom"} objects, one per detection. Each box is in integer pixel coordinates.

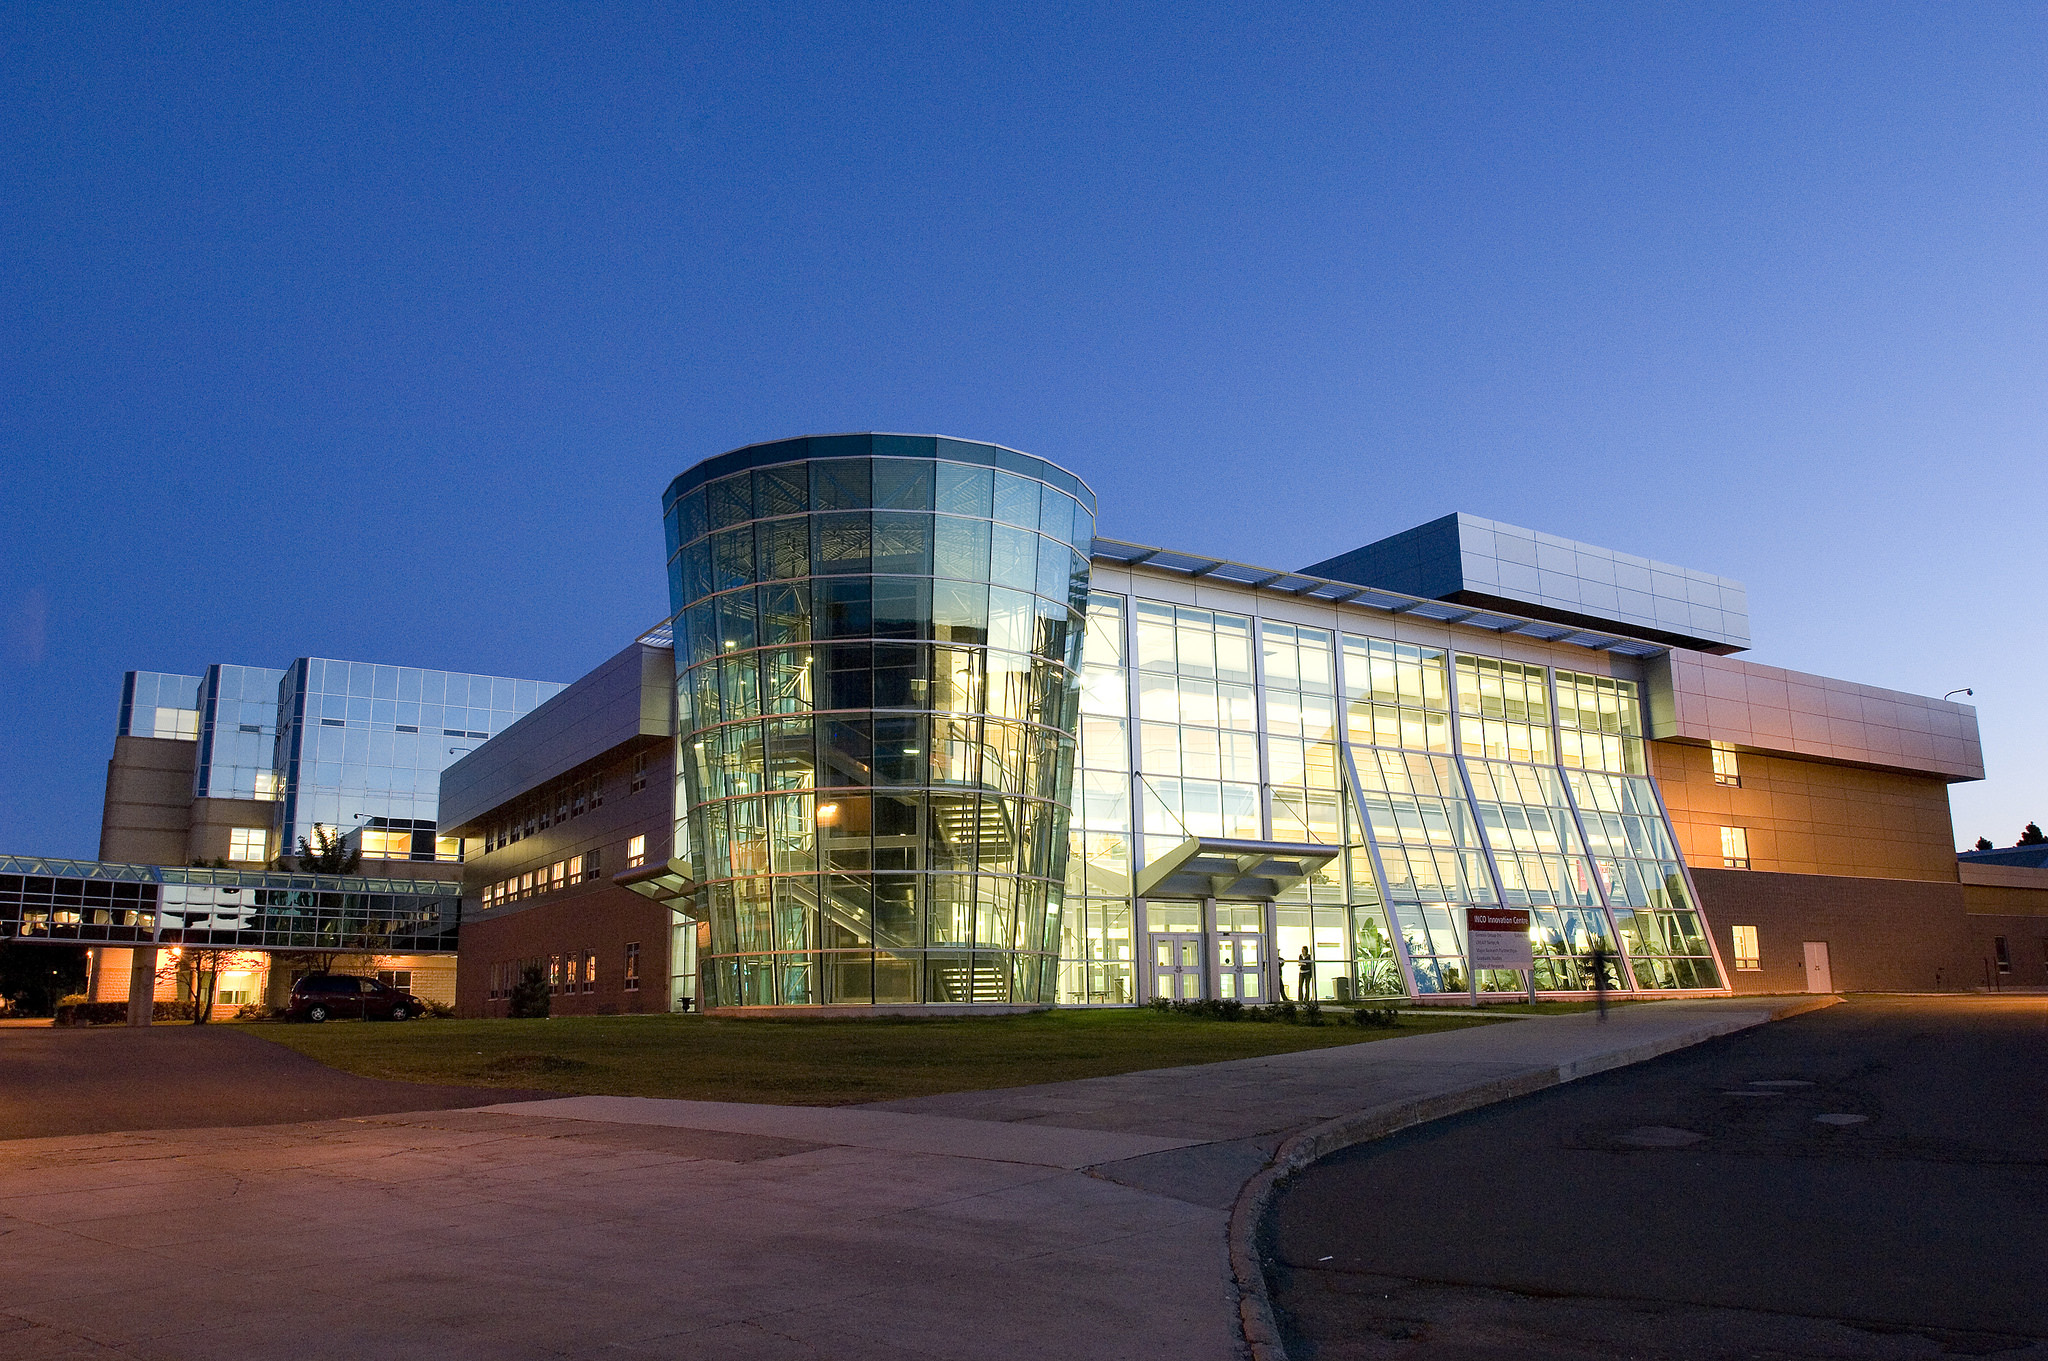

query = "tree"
[
  {"left": 296, "top": 825, "right": 362, "bottom": 875},
  {"left": 1975, "top": 837, "right": 1994, "bottom": 851},
  {"left": 156, "top": 946, "right": 258, "bottom": 1024},
  {"left": 2019, "top": 823, "right": 2046, "bottom": 847},
  {"left": 507, "top": 962, "right": 550, "bottom": 1019}
]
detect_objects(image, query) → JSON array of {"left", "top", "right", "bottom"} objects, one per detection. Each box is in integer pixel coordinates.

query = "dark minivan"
[{"left": 286, "top": 974, "right": 426, "bottom": 1022}]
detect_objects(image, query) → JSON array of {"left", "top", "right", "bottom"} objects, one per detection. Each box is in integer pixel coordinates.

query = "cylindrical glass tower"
[{"left": 663, "top": 435, "right": 1095, "bottom": 1009}]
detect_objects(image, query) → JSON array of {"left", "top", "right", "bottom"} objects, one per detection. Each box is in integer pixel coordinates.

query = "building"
[
  {"left": 82, "top": 657, "right": 563, "bottom": 1015},
  {"left": 443, "top": 434, "right": 1993, "bottom": 1015},
  {"left": 1954, "top": 843, "right": 2048, "bottom": 990}
]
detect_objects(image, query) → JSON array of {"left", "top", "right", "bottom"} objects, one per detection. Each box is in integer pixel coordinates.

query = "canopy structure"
[
  {"left": 1132, "top": 837, "right": 1343, "bottom": 902},
  {"left": 615, "top": 858, "right": 704, "bottom": 917}
]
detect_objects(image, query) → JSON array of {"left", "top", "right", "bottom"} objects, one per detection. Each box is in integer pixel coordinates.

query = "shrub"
[
  {"left": 233, "top": 1002, "right": 275, "bottom": 1021},
  {"left": 1301, "top": 999, "right": 1323, "bottom": 1026},
  {"left": 55, "top": 1002, "right": 126, "bottom": 1025},
  {"left": 57, "top": 993, "right": 86, "bottom": 1009},
  {"left": 424, "top": 1000, "right": 457, "bottom": 1018},
  {"left": 1352, "top": 1005, "right": 1401, "bottom": 1028},
  {"left": 507, "top": 963, "right": 551, "bottom": 1019},
  {"left": 1272, "top": 999, "right": 1299, "bottom": 1024}
]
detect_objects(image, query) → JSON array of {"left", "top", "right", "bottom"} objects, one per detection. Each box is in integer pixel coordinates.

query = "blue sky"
[{"left": 4, "top": 1, "right": 2042, "bottom": 857}]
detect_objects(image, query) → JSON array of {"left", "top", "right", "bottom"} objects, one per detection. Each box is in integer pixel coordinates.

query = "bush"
[
  {"left": 54, "top": 998, "right": 196, "bottom": 1025},
  {"left": 1272, "top": 999, "right": 1298, "bottom": 1024},
  {"left": 1352, "top": 1005, "right": 1401, "bottom": 1028},
  {"left": 233, "top": 1002, "right": 276, "bottom": 1021},
  {"left": 424, "top": 1000, "right": 457, "bottom": 1018},
  {"left": 1149, "top": 997, "right": 1248, "bottom": 1021},
  {"left": 1301, "top": 999, "right": 1323, "bottom": 1026},
  {"left": 508, "top": 963, "right": 551, "bottom": 1019},
  {"left": 57, "top": 993, "right": 86, "bottom": 1009}
]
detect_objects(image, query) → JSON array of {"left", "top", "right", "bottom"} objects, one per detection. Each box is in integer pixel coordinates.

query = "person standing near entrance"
[{"left": 1297, "top": 947, "right": 1316, "bottom": 1004}]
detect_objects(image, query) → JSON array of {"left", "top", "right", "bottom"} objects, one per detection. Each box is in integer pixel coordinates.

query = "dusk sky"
[{"left": 4, "top": 2, "right": 2042, "bottom": 859}]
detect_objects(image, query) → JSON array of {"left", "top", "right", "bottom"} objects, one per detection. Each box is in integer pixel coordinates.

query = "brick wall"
[
  {"left": 456, "top": 889, "right": 677, "bottom": 1018},
  {"left": 1692, "top": 866, "right": 1977, "bottom": 994}
]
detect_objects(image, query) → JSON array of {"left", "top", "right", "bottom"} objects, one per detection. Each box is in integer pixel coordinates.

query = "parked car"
[{"left": 286, "top": 974, "right": 426, "bottom": 1022}]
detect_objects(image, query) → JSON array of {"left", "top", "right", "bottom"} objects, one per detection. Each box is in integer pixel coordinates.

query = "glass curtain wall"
[
  {"left": 1260, "top": 623, "right": 1349, "bottom": 999},
  {"left": 118, "top": 672, "right": 203, "bottom": 741},
  {"left": 1456, "top": 657, "right": 1614, "bottom": 991},
  {"left": 275, "top": 660, "right": 562, "bottom": 857},
  {"left": 194, "top": 665, "right": 287, "bottom": 803},
  {"left": 1060, "top": 593, "right": 1135, "bottom": 1003},
  {"left": 1554, "top": 671, "right": 1722, "bottom": 988},
  {"left": 664, "top": 435, "right": 1093, "bottom": 1007},
  {"left": 1133, "top": 603, "right": 1261, "bottom": 865}
]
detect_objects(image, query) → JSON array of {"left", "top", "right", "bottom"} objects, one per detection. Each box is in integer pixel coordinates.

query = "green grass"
[{"left": 250, "top": 1007, "right": 1498, "bottom": 1105}]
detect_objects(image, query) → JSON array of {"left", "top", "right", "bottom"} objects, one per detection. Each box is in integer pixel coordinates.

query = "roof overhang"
[
  {"left": 1133, "top": 837, "right": 1342, "bottom": 902},
  {"left": 615, "top": 859, "right": 704, "bottom": 917}
]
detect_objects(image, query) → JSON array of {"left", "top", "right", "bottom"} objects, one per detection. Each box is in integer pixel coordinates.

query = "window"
[
  {"left": 624, "top": 942, "right": 640, "bottom": 991},
  {"left": 1712, "top": 743, "right": 1741, "bottom": 787},
  {"left": 548, "top": 955, "right": 562, "bottom": 994},
  {"left": 582, "top": 951, "right": 597, "bottom": 993},
  {"left": 1732, "top": 925, "right": 1760, "bottom": 971},
  {"left": 628, "top": 834, "right": 647, "bottom": 869},
  {"left": 488, "top": 962, "right": 503, "bottom": 1000},
  {"left": 631, "top": 752, "right": 648, "bottom": 793},
  {"left": 377, "top": 969, "right": 413, "bottom": 990},
  {"left": 228, "top": 827, "right": 268, "bottom": 862},
  {"left": 1994, "top": 936, "right": 2011, "bottom": 975},
  {"left": 1720, "top": 826, "right": 1750, "bottom": 869}
]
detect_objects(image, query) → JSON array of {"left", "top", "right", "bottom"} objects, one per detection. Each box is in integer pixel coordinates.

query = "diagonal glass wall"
[{"left": 665, "top": 436, "right": 1094, "bottom": 1007}]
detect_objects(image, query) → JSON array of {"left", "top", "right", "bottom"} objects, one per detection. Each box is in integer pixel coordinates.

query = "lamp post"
[{"left": 1944, "top": 688, "right": 1974, "bottom": 701}]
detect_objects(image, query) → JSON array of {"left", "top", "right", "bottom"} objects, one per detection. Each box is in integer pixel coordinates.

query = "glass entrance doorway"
[
  {"left": 1150, "top": 933, "right": 1204, "bottom": 1000},
  {"left": 1216, "top": 933, "right": 1265, "bottom": 1001}
]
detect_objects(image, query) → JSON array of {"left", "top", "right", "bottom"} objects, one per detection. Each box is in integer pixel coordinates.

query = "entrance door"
[
  {"left": 1216, "top": 933, "right": 1265, "bottom": 1002},
  {"left": 1802, "top": 941, "right": 1833, "bottom": 993},
  {"left": 1150, "top": 933, "right": 1205, "bottom": 1001}
]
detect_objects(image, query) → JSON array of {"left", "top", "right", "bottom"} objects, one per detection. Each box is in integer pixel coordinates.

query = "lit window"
[
  {"left": 583, "top": 951, "right": 597, "bottom": 993},
  {"left": 1720, "top": 826, "right": 1750, "bottom": 869},
  {"left": 520, "top": 871, "right": 535, "bottom": 897},
  {"left": 1712, "top": 744, "right": 1741, "bottom": 787},
  {"left": 567, "top": 854, "right": 583, "bottom": 882},
  {"left": 253, "top": 770, "right": 282, "bottom": 802},
  {"left": 1732, "top": 925, "right": 1760, "bottom": 970},
  {"left": 628, "top": 834, "right": 647, "bottom": 869},
  {"left": 548, "top": 955, "right": 562, "bottom": 994},
  {"left": 154, "top": 707, "right": 201, "bottom": 740},
  {"left": 377, "top": 969, "right": 413, "bottom": 989},
  {"left": 624, "top": 942, "right": 640, "bottom": 991},
  {"left": 435, "top": 836, "right": 464, "bottom": 863},
  {"left": 228, "top": 828, "right": 268, "bottom": 862},
  {"left": 550, "top": 860, "right": 566, "bottom": 890}
]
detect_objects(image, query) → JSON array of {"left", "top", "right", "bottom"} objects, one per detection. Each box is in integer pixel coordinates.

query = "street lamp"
[{"left": 1944, "top": 688, "right": 1974, "bottom": 702}]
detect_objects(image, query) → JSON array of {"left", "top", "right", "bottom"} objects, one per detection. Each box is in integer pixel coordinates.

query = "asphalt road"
[
  {"left": 0, "top": 1023, "right": 539, "bottom": 1140},
  {"left": 1267, "top": 996, "right": 2048, "bottom": 1361}
]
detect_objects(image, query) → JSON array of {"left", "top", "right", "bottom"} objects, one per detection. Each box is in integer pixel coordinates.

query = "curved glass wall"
[{"left": 663, "top": 435, "right": 1094, "bottom": 1007}]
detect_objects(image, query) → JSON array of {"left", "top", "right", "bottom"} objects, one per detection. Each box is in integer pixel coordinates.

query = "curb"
[{"left": 1226, "top": 995, "right": 1842, "bottom": 1361}]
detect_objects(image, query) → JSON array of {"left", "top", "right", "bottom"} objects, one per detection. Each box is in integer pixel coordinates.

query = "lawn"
[{"left": 251, "top": 1007, "right": 1498, "bottom": 1105}]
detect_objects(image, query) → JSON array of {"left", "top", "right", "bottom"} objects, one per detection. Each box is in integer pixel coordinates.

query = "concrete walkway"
[{"left": 0, "top": 998, "right": 1826, "bottom": 1360}]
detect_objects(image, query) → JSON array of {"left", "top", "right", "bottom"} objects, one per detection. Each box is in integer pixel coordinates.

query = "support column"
[{"left": 126, "top": 947, "right": 157, "bottom": 1026}]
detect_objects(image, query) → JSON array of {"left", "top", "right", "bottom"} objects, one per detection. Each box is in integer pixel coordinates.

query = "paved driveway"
[
  {"left": 1267, "top": 995, "right": 2048, "bottom": 1359},
  {"left": 0, "top": 1023, "right": 537, "bottom": 1140}
]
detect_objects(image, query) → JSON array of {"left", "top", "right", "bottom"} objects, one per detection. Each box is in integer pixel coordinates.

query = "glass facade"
[
  {"left": 663, "top": 435, "right": 1096, "bottom": 1007},
  {"left": 275, "top": 659, "right": 565, "bottom": 858},
  {"left": 195, "top": 664, "right": 288, "bottom": 801},
  {"left": 118, "top": 671, "right": 203, "bottom": 741},
  {"left": 1056, "top": 589, "right": 1724, "bottom": 1001}
]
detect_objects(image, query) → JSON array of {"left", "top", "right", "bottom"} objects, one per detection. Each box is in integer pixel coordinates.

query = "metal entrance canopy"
[
  {"left": 1133, "top": 837, "right": 1342, "bottom": 902},
  {"left": 616, "top": 858, "right": 704, "bottom": 917}
]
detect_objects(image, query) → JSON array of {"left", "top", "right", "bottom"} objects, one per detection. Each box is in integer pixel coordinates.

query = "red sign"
[{"left": 1465, "top": 907, "right": 1534, "bottom": 970}]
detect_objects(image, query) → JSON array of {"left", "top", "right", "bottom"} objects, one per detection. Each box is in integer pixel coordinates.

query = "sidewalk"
[{"left": 0, "top": 997, "right": 1828, "bottom": 1360}]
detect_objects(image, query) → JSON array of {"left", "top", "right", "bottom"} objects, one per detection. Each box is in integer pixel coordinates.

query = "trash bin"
[{"left": 1332, "top": 976, "right": 1352, "bottom": 1003}]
